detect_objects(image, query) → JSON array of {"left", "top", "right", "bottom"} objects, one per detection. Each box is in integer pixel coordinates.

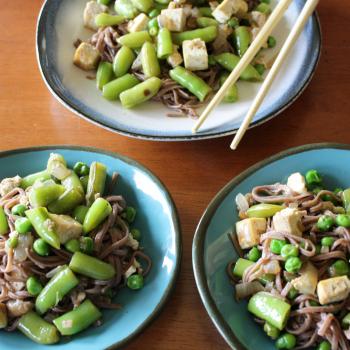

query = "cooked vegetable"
[
  {"left": 83, "top": 197, "right": 112, "bottom": 233},
  {"left": 0, "top": 206, "right": 9, "bottom": 235},
  {"left": 86, "top": 162, "right": 107, "bottom": 206}
]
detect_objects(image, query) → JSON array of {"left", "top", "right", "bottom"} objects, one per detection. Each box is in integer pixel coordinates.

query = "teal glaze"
[
  {"left": 193, "top": 143, "right": 350, "bottom": 349},
  {"left": 0, "top": 146, "right": 181, "bottom": 350}
]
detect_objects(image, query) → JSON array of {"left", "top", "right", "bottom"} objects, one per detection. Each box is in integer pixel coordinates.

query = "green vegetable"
[
  {"left": 62, "top": 171, "right": 84, "bottom": 194},
  {"left": 131, "top": 0, "right": 153, "bottom": 12},
  {"left": 120, "top": 77, "right": 162, "bottom": 108},
  {"left": 28, "top": 180, "right": 65, "bottom": 208},
  {"left": 141, "top": 42, "right": 161, "bottom": 78},
  {"left": 256, "top": 3, "right": 271, "bottom": 14},
  {"left": 48, "top": 188, "right": 84, "bottom": 214},
  {"left": 247, "top": 203, "right": 283, "bottom": 218},
  {"left": 284, "top": 257, "right": 302, "bottom": 273},
  {"left": 0, "top": 206, "right": 9, "bottom": 236},
  {"left": 80, "top": 237, "right": 94, "bottom": 255},
  {"left": 334, "top": 187, "right": 343, "bottom": 194},
  {"left": 342, "top": 312, "right": 350, "bottom": 328},
  {"left": 33, "top": 238, "right": 50, "bottom": 256},
  {"left": 86, "top": 162, "right": 107, "bottom": 206},
  {"left": 26, "top": 276, "right": 43, "bottom": 296},
  {"left": 127, "top": 274, "right": 144, "bottom": 290},
  {"left": 234, "top": 26, "right": 251, "bottom": 57},
  {"left": 80, "top": 175, "right": 89, "bottom": 192},
  {"left": 96, "top": 62, "right": 114, "bottom": 90},
  {"left": 227, "top": 17, "right": 239, "bottom": 28},
  {"left": 280, "top": 244, "right": 299, "bottom": 259},
  {"left": 69, "top": 252, "right": 115, "bottom": 280},
  {"left": 287, "top": 287, "right": 298, "bottom": 300},
  {"left": 26, "top": 208, "right": 60, "bottom": 249},
  {"left": 254, "top": 63, "right": 266, "bottom": 76},
  {"left": 172, "top": 26, "right": 217, "bottom": 45},
  {"left": 11, "top": 204, "right": 27, "bottom": 217},
  {"left": 336, "top": 214, "right": 350, "bottom": 228},
  {"left": 113, "top": 46, "right": 135, "bottom": 78},
  {"left": 65, "top": 239, "right": 81, "bottom": 253},
  {"left": 248, "top": 292, "right": 291, "bottom": 330},
  {"left": 263, "top": 322, "right": 280, "bottom": 339},
  {"left": 267, "top": 35, "right": 277, "bottom": 48},
  {"left": 98, "top": 0, "right": 111, "bottom": 4},
  {"left": 53, "top": 299, "right": 102, "bottom": 336},
  {"left": 169, "top": 66, "right": 211, "bottom": 102},
  {"left": 247, "top": 246, "right": 261, "bottom": 262},
  {"left": 73, "top": 205, "right": 89, "bottom": 225},
  {"left": 342, "top": 189, "right": 350, "bottom": 213},
  {"left": 122, "top": 206, "right": 136, "bottom": 223},
  {"left": 103, "top": 74, "right": 140, "bottom": 101},
  {"left": 275, "top": 333, "right": 296, "bottom": 349},
  {"left": 17, "top": 311, "right": 59, "bottom": 345},
  {"left": 73, "top": 162, "right": 85, "bottom": 176},
  {"left": 198, "top": 7, "right": 212, "bottom": 17},
  {"left": 21, "top": 170, "right": 50, "bottom": 189},
  {"left": 117, "top": 31, "right": 152, "bottom": 49},
  {"left": 196, "top": 17, "right": 218, "bottom": 28},
  {"left": 80, "top": 165, "right": 89, "bottom": 176},
  {"left": 95, "top": 13, "right": 125, "bottom": 27},
  {"left": 317, "top": 341, "right": 331, "bottom": 350},
  {"left": 305, "top": 170, "right": 322, "bottom": 186},
  {"left": 36, "top": 266, "right": 79, "bottom": 315},
  {"left": 7, "top": 234, "right": 18, "bottom": 249},
  {"left": 83, "top": 198, "right": 112, "bottom": 234},
  {"left": 15, "top": 217, "right": 32, "bottom": 234},
  {"left": 219, "top": 72, "right": 238, "bottom": 103},
  {"left": 270, "top": 239, "right": 286, "bottom": 255},
  {"left": 114, "top": 0, "right": 139, "bottom": 19},
  {"left": 148, "top": 8, "right": 160, "bottom": 18},
  {"left": 0, "top": 304, "right": 8, "bottom": 328},
  {"left": 321, "top": 236, "right": 335, "bottom": 247},
  {"left": 233, "top": 258, "right": 254, "bottom": 278},
  {"left": 317, "top": 215, "right": 334, "bottom": 232},
  {"left": 157, "top": 28, "right": 173, "bottom": 59},
  {"left": 328, "top": 259, "right": 349, "bottom": 277},
  {"left": 131, "top": 228, "right": 141, "bottom": 241}
]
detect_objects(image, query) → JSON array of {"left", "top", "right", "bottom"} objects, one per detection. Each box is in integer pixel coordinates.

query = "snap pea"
[
  {"left": 248, "top": 292, "right": 291, "bottom": 330},
  {"left": 113, "top": 46, "right": 135, "bottom": 78},
  {"left": 73, "top": 205, "right": 89, "bottom": 224},
  {"left": 234, "top": 26, "right": 251, "bottom": 57},
  {"left": 120, "top": 77, "right": 162, "bottom": 108},
  {"left": 0, "top": 303, "right": 7, "bottom": 328},
  {"left": 80, "top": 237, "right": 94, "bottom": 255},
  {"left": 48, "top": 188, "right": 84, "bottom": 214},
  {"left": 148, "top": 17, "right": 159, "bottom": 31},
  {"left": 219, "top": 72, "right": 238, "bottom": 103},
  {"left": 247, "top": 203, "right": 284, "bottom": 218},
  {"left": 21, "top": 170, "right": 50, "bottom": 189},
  {"left": 172, "top": 25, "right": 217, "bottom": 45},
  {"left": 96, "top": 61, "right": 114, "bottom": 90},
  {"left": 86, "top": 162, "right": 107, "bottom": 206},
  {"left": 103, "top": 74, "right": 140, "bottom": 101},
  {"left": 141, "top": 42, "right": 161, "bottom": 78},
  {"left": 233, "top": 258, "right": 254, "bottom": 278},
  {"left": 0, "top": 206, "right": 9, "bottom": 236},
  {"left": 114, "top": 0, "right": 139, "bottom": 19},
  {"left": 69, "top": 252, "right": 115, "bottom": 280},
  {"left": 83, "top": 198, "right": 112, "bottom": 233},
  {"left": 228, "top": 17, "right": 239, "bottom": 28},
  {"left": 53, "top": 299, "right": 102, "bottom": 336},
  {"left": 65, "top": 239, "right": 80, "bottom": 253},
  {"left": 95, "top": 13, "right": 125, "bottom": 27},
  {"left": 336, "top": 214, "right": 350, "bottom": 227},
  {"left": 36, "top": 266, "right": 79, "bottom": 314},
  {"left": 214, "top": 53, "right": 262, "bottom": 82},
  {"left": 157, "top": 28, "right": 173, "bottom": 59},
  {"left": 131, "top": 0, "right": 153, "bottom": 12},
  {"left": 80, "top": 175, "right": 89, "bottom": 192},
  {"left": 25, "top": 208, "right": 60, "bottom": 249},
  {"left": 117, "top": 31, "right": 152, "bottom": 49},
  {"left": 17, "top": 311, "right": 59, "bottom": 344},
  {"left": 264, "top": 322, "right": 280, "bottom": 339},
  {"left": 196, "top": 17, "right": 218, "bottom": 28},
  {"left": 28, "top": 180, "right": 65, "bottom": 208},
  {"left": 47, "top": 153, "right": 70, "bottom": 180},
  {"left": 247, "top": 246, "right": 261, "bottom": 262},
  {"left": 148, "top": 8, "right": 160, "bottom": 18},
  {"left": 62, "top": 171, "right": 84, "bottom": 195},
  {"left": 198, "top": 7, "right": 212, "bottom": 17},
  {"left": 73, "top": 162, "right": 88, "bottom": 176},
  {"left": 169, "top": 66, "right": 211, "bottom": 102}
]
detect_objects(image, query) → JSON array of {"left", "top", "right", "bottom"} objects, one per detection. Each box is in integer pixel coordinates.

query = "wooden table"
[{"left": 1, "top": 1, "right": 349, "bottom": 349}]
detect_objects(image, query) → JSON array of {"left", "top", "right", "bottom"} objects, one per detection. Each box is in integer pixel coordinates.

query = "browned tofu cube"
[{"left": 73, "top": 42, "right": 100, "bottom": 71}]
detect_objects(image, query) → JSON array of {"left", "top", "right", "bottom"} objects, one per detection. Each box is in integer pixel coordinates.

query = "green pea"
[
  {"left": 281, "top": 244, "right": 299, "bottom": 259},
  {"left": 227, "top": 17, "right": 239, "bottom": 28},
  {"left": 15, "top": 217, "right": 32, "bottom": 235},
  {"left": 336, "top": 214, "right": 350, "bottom": 228},
  {"left": 263, "top": 322, "right": 280, "bottom": 339},
  {"left": 131, "top": 228, "right": 141, "bottom": 241},
  {"left": 149, "top": 26, "right": 158, "bottom": 36},
  {"left": 247, "top": 246, "right": 261, "bottom": 262},
  {"left": 309, "top": 300, "right": 319, "bottom": 306},
  {"left": 313, "top": 187, "right": 323, "bottom": 195},
  {"left": 270, "top": 239, "right": 286, "bottom": 255},
  {"left": 267, "top": 36, "right": 277, "bottom": 48},
  {"left": 287, "top": 287, "right": 298, "bottom": 300},
  {"left": 80, "top": 237, "right": 94, "bottom": 255},
  {"left": 275, "top": 333, "right": 296, "bottom": 349},
  {"left": 317, "top": 215, "right": 334, "bottom": 232},
  {"left": 317, "top": 341, "right": 331, "bottom": 350},
  {"left": 7, "top": 235, "right": 18, "bottom": 249},
  {"left": 64, "top": 239, "right": 81, "bottom": 253},
  {"left": 256, "top": 3, "right": 271, "bottom": 14},
  {"left": 328, "top": 259, "right": 349, "bottom": 277},
  {"left": 73, "top": 162, "right": 84, "bottom": 175},
  {"left": 334, "top": 187, "right": 343, "bottom": 194},
  {"left": 127, "top": 274, "right": 144, "bottom": 290},
  {"left": 254, "top": 63, "right": 266, "bottom": 76},
  {"left": 122, "top": 207, "right": 137, "bottom": 223},
  {"left": 305, "top": 169, "right": 322, "bottom": 186},
  {"left": 11, "top": 204, "right": 27, "bottom": 217},
  {"left": 33, "top": 238, "right": 50, "bottom": 256},
  {"left": 284, "top": 257, "right": 302, "bottom": 273},
  {"left": 26, "top": 276, "right": 43, "bottom": 296},
  {"left": 321, "top": 236, "right": 335, "bottom": 247}
]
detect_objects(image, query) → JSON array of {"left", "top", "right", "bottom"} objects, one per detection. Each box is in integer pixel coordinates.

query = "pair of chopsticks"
[{"left": 192, "top": 0, "right": 320, "bottom": 150}]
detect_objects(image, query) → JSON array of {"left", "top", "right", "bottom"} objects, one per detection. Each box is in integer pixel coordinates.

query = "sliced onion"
[
  {"left": 235, "top": 193, "right": 249, "bottom": 213},
  {"left": 262, "top": 260, "right": 281, "bottom": 275},
  {"left": 235, "top": 281, "right": 264, "bottom": 300}
]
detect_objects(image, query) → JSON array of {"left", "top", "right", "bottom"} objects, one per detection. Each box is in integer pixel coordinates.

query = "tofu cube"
[
  {"left": 127, "top": 13, "right": 149, "bottom": 33},
  {"left": 212, "top": 0, "right": 248, "bottom": 23},
  {"left": 236, "top": 218, "right": 267, "bottom": 249},
  {"left": 250, "top": 11, "right": 267, "bottom": 28},
  {"left": 232, "top": 0, "right": 248, "bottom": 17},
  {"left": 317, "top": 276, "right": 350, "bottom": 305},
  {"left": 287, "top": 172, "right": 307, "bottom": 194},
  {"left": 73, "top": 42, "right": 101, "bottom": 71},
  {"left": 167, "top": 45, "right": 183, "bottom": 68},
  {"left": 183, "top": 39, "right": 208, "bottom": 71},
  {"left": 291, "top": 262, "right": 318, "bottom": 295},
  {"left": 83, "top": 1, "right": 108, "bottom": 31},
  {"left": 158, "top": 8, "right": 186, "bottom": 32},
  {"left": 272, "top": 207, "right": 303, "bottom": 236}
]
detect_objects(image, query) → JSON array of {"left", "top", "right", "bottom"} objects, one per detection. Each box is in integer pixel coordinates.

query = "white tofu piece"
[
  {"left": 272, "top": 207, "right": 303, "bottom": 236},
  {"left": 73, "top": 42, "right": 101, "bottom": 71},
  {"left": 291, "top": 262, "right": 318, "bottom": 295},
  {"left": 127, "top": 13, "right": 149, "bottom": 33},
  {"left": 317, "top": 276, "right": 350, "bottom": 305},
  {"left": 250, "top": 11, "right": 267, "bottom": 28},
  {"left": 0, "top": 175, "right": 21, "bottom": 197},
  {"left": 287, "top": 172, "right": 307, "bottom": 194},
  {"left": 126, "top": 233, "right": 139, "bottom": 250},
  {"left": 236, "top": 218, "right": 267, "bottom": 249},
  {"left": 232, "top": 0, "right": 248, "bottom": 17},
  {"left": 83, "top": 1, "right": 108, "bottom": 31},
  {"left": 158, "top": 8, "right": 186, "bottom": 32},
  {"left": 167, "top": 45, "right": 183, "bottom": 68},
  {"left": 212, "top": 0, "right": 234, "bottom": 23},
  {"left": 183, "top": 39, "right": 208, "bottom": 71}
]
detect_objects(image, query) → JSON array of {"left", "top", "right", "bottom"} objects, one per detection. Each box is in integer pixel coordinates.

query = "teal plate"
[
  {"left": 193, "top": 143, "right": 350, "bottom": 349},
  {"left": 1, "top": 146, "right": 181, "bottom": 350}
]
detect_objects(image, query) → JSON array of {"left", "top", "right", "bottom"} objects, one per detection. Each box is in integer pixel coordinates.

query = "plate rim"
[
  {"left": 192, "top": 142, "right": 350, "bottom": 350},
  {"left": 35, "top": 1, "right": 322, "bottom": 141},
  {"left": 0, "top": 145, "right": 182, "bottom": 350}
]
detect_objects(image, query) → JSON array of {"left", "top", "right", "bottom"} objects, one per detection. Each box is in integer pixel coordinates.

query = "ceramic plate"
[
  {"left": 36, "top": 0, "right": 321, "bottom": 141},
  {"left": 1, "top": 146, "right": 181, "bottom": 350},
  {"left": 193, "top": 143, "right": 350, "bottom": 349}
]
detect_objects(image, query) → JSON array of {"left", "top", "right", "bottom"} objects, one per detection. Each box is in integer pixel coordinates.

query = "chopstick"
[
  {"left": 230, "top": 0, "right": 320, "bottom": 150},
  {"left": 192, "top": 0, "right": 293, "bottom": 134}
]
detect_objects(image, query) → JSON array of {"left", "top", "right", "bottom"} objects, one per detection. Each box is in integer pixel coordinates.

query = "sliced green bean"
[
  {"left": 196, "top": 17, "right": 217, "bottom": 28},
  {"left": 247, "top": 204, "right": 284, "bottom": 218},
  {"left": 86, "top": 162, "right": 107, "bottom": 206},
  {"left": 21, "top": 170, "right": 50, "bottom": 189},
  {"left": 233, "top": 258, "right": 254, "bottom": 278},
  {"left": 117, "top": 31, "right": 152, "bottom": 49},
  {"left": 0, "top": 206, "right": 9, "bottom": 236},
  {"left": 62, "top": 171, "right": 84, "bottom": 194},
  {"left": 73, "top": 205, "right": 89, "bottom": 225},
  {"left": 131, "top": 0, "right": 154, "bottom": 12},
  {"left": 219, "top": 72, "right": 238, "bottom": 103},
  {"left": 198, "top": 7, "right": 212, "bottom": 17},
  {"left": 172, "top": 26, "right": 217, "bottom": 45},
  {"left": 141, "top": 42, "right": 161, "bottom": 78},
  {"left": 102, "top": 74, "right": 140, "bottom": 100},
  {"left": 83, "top": 198, "right": 112, "bottom": 234},
  {"left": 113, "top": 46, "right": 135, "bottom": 78},
  {"left": 28, "top": 180, "right": 65, "bottom": 208},
  {"left": 148, "top": 8, "right": 160, "bottom": 18},
  {"left": 114, "top": 0, "right": 139, "bottom": 19},
  {"left": 342, "top": 189, "right": 350, "bottom": 213},
  {"left": 157, "top": 28, "right": 173, "bottom": 59},
  {"left": 48, "top": 189, "right": 84, "bottom": 214},
  {"left": 95, "top": 13, "right": 125, "bottom": 27},
  {"left": 96, "top": 61, "right": 114, "bottom": 90},
  {"left": 234, "top": 26, "right": 251, "bottom": 57}
]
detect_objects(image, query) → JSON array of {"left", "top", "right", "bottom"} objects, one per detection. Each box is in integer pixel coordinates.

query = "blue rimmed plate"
[
  {"left": 1, "top": 146, "right": 181, "bottom": 350},
  {"left": 36, "top": 0, "right": 321, "bottom": 141},
  {"left": 193, "top": 143, "right": 350, "bottom": 349}
]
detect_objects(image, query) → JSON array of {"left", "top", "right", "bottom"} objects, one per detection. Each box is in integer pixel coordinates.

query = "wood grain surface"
[{"left": 1, "top": 1, "right": 349, "bottom": 349}]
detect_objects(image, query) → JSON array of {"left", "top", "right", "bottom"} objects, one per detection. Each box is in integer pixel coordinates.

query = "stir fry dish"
[
  {"left": 228, "top": 170, "right": 350, "bottom": 349},
  {"left": 0, "top": 154, "right": 151, "bottom": 344},
  {"left": 73, "top": 0, "right": 277, "bottom": 118}
]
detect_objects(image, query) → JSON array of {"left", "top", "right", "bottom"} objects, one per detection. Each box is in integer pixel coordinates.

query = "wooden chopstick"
[
  {"left": 192, "top": 0, "right": 293, "bottom": 134},
  {"left": 230, "top": 0, "right": 320, "bottom": 150}
]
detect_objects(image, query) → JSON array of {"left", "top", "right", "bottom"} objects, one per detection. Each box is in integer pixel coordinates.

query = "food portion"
[
  {"left": 73, "top": 0, "right": 277, "bottom": 117},
  {"left": 228, "top": 170, "right": 350, "bottom": 349},
  {"left": 0, "top": 154, "right": 151, "bottom": 344}
]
